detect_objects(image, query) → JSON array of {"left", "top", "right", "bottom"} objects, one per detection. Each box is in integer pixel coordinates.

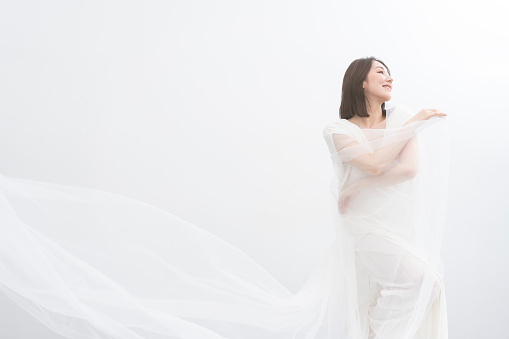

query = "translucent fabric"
[
  {"left": 322, "top": 104, "right": 450, "bottom": 339},
  {"left": 0, "top": 103, "right": 449, "bottom": 339}
]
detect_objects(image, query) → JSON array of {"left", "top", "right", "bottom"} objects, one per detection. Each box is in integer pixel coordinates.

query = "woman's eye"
[{"left": 378, "top": 71, "right": 384, "bottom": 74}]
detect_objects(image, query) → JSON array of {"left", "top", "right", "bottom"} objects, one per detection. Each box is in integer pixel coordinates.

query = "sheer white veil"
[{"left": 0, "top": 103, "right": 449, "bottom": 338}]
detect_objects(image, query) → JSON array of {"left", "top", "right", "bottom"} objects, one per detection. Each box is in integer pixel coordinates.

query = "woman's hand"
[
  {"left": 404, "top": 108, "right": 447, "bottom": 125},
  {"left": 338, "top": 182, "right": 361, "bottom": 215}
]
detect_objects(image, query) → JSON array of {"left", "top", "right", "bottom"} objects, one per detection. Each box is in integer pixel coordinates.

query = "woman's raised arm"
[{"left": 333, "top": 109, "right": 446, "bottom": 175}]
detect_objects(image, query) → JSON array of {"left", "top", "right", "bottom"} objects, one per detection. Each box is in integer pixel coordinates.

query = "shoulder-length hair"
[{"left": 339, "top": 56, "right": 391, "bottom": 119}]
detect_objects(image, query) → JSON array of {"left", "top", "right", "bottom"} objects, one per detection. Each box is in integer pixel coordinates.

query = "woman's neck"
[{"left": 349, "top": 111, "right": 385, "bottom": 129}]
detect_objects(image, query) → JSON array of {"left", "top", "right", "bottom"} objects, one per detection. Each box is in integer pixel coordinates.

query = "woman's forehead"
[{"left": 372, "top": 62, "right": 387, "bottom": 71}]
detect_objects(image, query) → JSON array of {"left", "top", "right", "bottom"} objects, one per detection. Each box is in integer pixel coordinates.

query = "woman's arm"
[
  {"left": 337, "top": 137, "right": 418, "bottom": 214},
  {"left": 353, "top": 135, "right": 418, "bottom": 190},
  {"left": 335, "top": 109, "right": 446, "bottom": 176},
  {"left": 344, "top": 136, "right": 413, "bottom": 175}
]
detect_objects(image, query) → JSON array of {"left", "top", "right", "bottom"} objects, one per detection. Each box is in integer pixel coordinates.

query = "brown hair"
[{"left": 339, "top": 56, "right": 391, "bottom": 119}]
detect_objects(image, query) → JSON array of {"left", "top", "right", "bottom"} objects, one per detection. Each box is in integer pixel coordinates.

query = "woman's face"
[{"left": 362, "top": 61, "right": 393, "bottom": 103}]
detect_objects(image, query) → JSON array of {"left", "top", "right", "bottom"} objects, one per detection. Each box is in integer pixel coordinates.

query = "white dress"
[
  {"left": 0, "top": 104, "right": 449, "bottom": 339},
  {"left": 321, "top": 105, "right": 450, "bottom": 338}
]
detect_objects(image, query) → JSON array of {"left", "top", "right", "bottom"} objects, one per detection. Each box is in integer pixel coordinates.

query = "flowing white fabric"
[{"left": 0, "top": 103, "right": 449, "bottom": 339}]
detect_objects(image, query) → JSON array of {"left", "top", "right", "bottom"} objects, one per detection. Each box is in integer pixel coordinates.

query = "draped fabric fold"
[{"left": 0, "top": 103, "right": 449, "bottom": 339}]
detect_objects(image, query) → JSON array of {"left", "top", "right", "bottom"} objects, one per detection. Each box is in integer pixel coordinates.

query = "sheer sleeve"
[
  {"left": 322, "top": 121, "right": 372, "bottom": 164},
  {"left": 331, "top": 133, "right": 371, "bottom": 163}
]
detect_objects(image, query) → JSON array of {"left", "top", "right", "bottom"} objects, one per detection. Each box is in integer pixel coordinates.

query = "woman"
[
  {"left": 322, "top": 56, "right": 450, "bottom": 338},
  {"left": 0, "top": 57, "right": 449, "bottom": 339}
]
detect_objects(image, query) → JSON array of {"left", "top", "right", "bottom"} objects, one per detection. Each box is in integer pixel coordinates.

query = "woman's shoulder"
[
  {"left": 322, "top": 119, "right": 355, "bottom": 137},
  {"left": 386, "top": 103, "right": 415, "bottom": 127},
  {"left": 323, "top": 118, "right": 356, "bottom": 130},
  {"left": 390, "top": 102, "right": 415, "bottom": 116}
]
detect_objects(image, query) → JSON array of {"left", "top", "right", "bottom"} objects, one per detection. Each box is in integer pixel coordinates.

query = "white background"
[{"left": 1, "top": 1, "right": 508, "bottom": 338}]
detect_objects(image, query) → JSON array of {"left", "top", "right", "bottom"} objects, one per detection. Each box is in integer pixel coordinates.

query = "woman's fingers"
[
  {"left": 431, "top": 108, "right": 447, "bottom": 117},
  {"left": 417, "top": 108, "right": 448, "bottom": 121}
]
